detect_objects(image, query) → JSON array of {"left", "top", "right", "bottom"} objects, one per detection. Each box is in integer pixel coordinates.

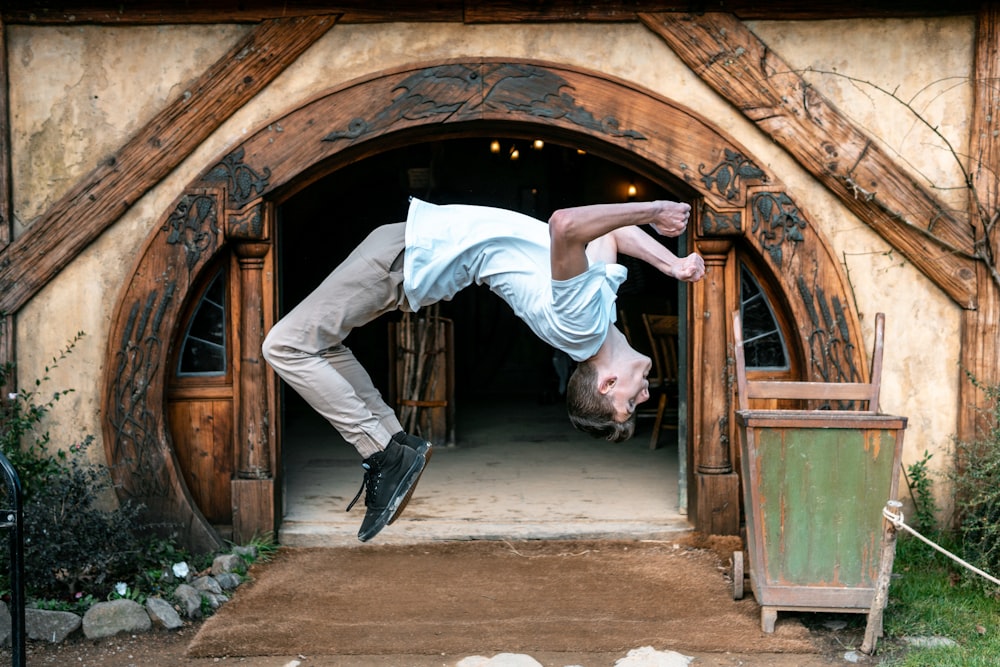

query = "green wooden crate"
[{"left": 736, "top": 411, "right": 906, "bottom": 632}]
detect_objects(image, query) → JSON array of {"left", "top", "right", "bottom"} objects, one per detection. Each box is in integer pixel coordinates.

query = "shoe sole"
[
  {"left": 388, "top": 441, "right": 432, "bottom": 526},
  {"left": 357, "top": 446, "right": 429, "bottom": 542}
]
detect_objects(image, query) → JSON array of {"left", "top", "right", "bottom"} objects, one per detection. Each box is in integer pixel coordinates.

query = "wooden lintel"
[
  {"left": 641, "top": 11, "right": 979, "bottom": 309},
  {"left": 0, "top": 14, "right": 337, "bottom": 316},
  {"left": 1, "top": 2, "right": 981, "bottom": 25}
]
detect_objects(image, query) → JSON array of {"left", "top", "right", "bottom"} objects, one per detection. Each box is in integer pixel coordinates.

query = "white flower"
[
  {"left": 172, "top": 561, "right": 190, "bottom": 578},
  {"left": 7, "top": 393, "right": 17, "bottom": 401},
  {"left": 114, "top": 582, "right": 128, "bottom": 597}
]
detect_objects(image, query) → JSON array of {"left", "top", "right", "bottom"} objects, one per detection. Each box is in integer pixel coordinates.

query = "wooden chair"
[
  {"left": 733, "top": 310, "right": 884, "bottom": 413},
  {"left": 642, "top": 314, "right": 680, "bottom": 449}
]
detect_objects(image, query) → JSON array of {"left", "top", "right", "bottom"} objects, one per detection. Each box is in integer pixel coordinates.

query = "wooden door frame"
[{"left": 102, "top": 59, "right": 866, "bottom": 549}]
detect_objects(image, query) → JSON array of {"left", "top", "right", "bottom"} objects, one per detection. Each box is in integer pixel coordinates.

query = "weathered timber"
[
  {"left": 0, "top": 1, "right": 457, "bottom": 24},
  {"left": 2, "top": 1, "right": 980, "bottom": 25},
  {"left": 641, "top": 12, "right": 979, "bottom": 309},
  {"left": 960, "top": 5, "right": 1000, "bottom": 450},
  {"left": 0, "top": 15, "right": 336, "bottom": 316},
  {"left": 0, "top": 16, "right": 10, "bottom": 251},
  {"left": 0, "top": 19, "right": 12, "bottom": 397}
]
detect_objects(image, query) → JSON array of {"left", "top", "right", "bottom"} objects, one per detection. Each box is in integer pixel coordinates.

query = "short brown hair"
[{"left": 565, "top": 360, "right": 636, "bottom": 443}]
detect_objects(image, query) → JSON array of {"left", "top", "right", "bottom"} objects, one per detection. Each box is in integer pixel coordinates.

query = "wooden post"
[
  {"left": 861, "top": 500, "right": 902, "bottom": 655},
  {"left": 0, "top": 17, "right": 14, "bottom": 401},
  {"left": 693, "top": 238, "right": 740, "bottom": 535},
  {"left": 231, "top": 240, "right": 274, "bottom": 543}
]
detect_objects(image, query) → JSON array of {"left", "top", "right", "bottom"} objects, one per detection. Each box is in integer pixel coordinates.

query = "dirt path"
[{"left": 5, "top": 625, "right": 851, "bottom": 667}]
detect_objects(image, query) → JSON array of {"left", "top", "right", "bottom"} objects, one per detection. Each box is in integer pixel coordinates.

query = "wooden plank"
[
  {"left": 960, "top": 4, "right": 1000, "bottom": 449},
  {"left": 0, "top": 1, "right": 459, "bottom": 24},
  {"left": 0, "top": 16, "right": 10, "bottom": 251},
  {"left": 1, "top": 1, "right": 980, "bottom": 25},
  {"left": 168, "top": 399, "right": 234, "bottom": 524},
  {"left": 747, "top": 381, "right": 878, "bottom": 402},
  {"left": 641, "top": 12, "right": 979, "bottom": 309},
  {"left": 0, "top": 14, "right": 337, "bottom": 315}
]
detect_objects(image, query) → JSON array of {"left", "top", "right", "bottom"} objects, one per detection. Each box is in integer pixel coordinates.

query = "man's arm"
[{"left": 548, "top": 201, "right": 704, "bottom": 282}]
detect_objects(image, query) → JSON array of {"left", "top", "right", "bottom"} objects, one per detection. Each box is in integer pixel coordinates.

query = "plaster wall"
[{"left": 8, "top": 18, "right": 969, "bottom": 509}]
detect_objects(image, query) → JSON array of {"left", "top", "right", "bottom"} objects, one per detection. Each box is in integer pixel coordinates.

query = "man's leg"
[
  {"left": 261, "top": 223, "right": 431, "bottom": 540},
  {"left": 262, "top": 223, "right": 408, "bottom": 456}
]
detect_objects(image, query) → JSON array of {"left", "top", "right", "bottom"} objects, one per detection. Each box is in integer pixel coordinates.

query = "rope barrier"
[{"left": 882, "top": 505, "right": 1000, "bottom": 587}]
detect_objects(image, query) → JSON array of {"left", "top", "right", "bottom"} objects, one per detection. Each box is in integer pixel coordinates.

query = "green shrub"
[
  {"left": 951, "top": 376, "right": 1000, "bottom": 594},
  {"left": 0, "top": 333, "right": 191, "bottom": 604},
  {"left": 0, "top": 333, "right": 84, "bottom": 499},
  {"left": 17, "top": 436, "right": 154, "bottom": 598}
]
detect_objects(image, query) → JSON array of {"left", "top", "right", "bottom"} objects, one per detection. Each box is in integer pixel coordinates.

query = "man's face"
[{"left": 605, "top": 355, "right": 653, "bottom": 422}]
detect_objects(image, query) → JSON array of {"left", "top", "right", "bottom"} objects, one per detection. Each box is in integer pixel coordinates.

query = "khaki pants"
[{"left": 261, "top": 223, "right": 411, "bottom": 458}]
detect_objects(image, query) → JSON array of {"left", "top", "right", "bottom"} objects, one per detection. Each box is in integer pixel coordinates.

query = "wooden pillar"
[
  {"left": 959, "top": 4, "right": 1000, "bottom": 500},
  {"left": 0, "top": 17, "right": 14, "bottom": 400},
  {"left": 692, "top": 238, "right": 740, "bottom": 535},
  {"left": 231, "top": 240, "right": 275, "bottom": 542}
]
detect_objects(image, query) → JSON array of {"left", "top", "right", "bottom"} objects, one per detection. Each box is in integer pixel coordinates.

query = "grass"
[{"left": 876, "top": 533, "right": 1000, "bottom": 665}]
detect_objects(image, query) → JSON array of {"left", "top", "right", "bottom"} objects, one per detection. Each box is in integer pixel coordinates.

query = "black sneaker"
[
  {"left": 346, "top": 437, "right": 428, "bottom": 542},
  {"left": 387, "top": 432, "right": 433, "bottom": 525}
]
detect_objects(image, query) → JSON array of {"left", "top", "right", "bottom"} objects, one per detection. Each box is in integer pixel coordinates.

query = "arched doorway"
[
  {"left": 103, "top": 59, "right": 867, "bottom": 551},
  {"left": 274, "top": 136, "right": 691, "bottom": 544}
]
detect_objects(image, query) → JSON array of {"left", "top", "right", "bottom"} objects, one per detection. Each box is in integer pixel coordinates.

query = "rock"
[
  {"left": 0, "top": 602, "right": 10, "bottom": 647},
  {"left": 456, "top": 655, "right": 543, "bottom": 667},
  {"left": 191, "top": 575, "right": 223, "bottom": 595},
  {"left": 232, "top": 545, "right": 257, "bottom": 560},
  {"left": 25, "top": 608, "right": 81, "bottom": 643},
  {"left": 614, "top": 647, "right": 694, "bottom": 667},
  {"left": 145, "top": 597, "right": 184, "bottom": 630},
  {"left": 212, "top": 553, "right": 244, "bottom": 575},
  {"left": 903, "top": 636, "right": 958, "bottom": 649},
  {"left": 82, "top": 599, "right": 151, "bottom": 639},
  {"left": 214, "top": 572, "right": 242, "bottom": 590},
  {"left": 173, "top": 583, "right": 203, "bottom": 619},
  {"left": 201, "top": 591, "right": 230, "bottom": 610}
]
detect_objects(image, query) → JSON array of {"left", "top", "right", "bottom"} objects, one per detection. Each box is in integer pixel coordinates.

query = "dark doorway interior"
[
  {"left": 275, "top": 136, "right": 686, "bottom": 542},
  {"left": 278, "top": 136, "right": 679, "bottom": 408}
]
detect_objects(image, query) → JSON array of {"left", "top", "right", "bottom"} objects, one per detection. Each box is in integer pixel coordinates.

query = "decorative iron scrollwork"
[
  {"left": 108, "top": 283, "right": 176, "bottom": 499},
  {"left": 204, "top": 147, "right": 272, "bottom": 208},
  {"left": 750, "top": 192, "right": 806, "bottom": 267},
  {"left": 796, "top": 275, "right": 861, "bottom": 401},
  {"left": 162, "top": 194, "right": 221, "bottom": 271},
  {"left": 698, "top": 149, "right": 766, "bottom": 201},
  {"left": 323, "top": 63, "right": 645, "bottom": 143}
]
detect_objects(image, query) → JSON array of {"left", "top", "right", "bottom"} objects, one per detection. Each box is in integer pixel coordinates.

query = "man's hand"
[
  {"left": 672, "top": 253, "right": 706, "bottom": 283},
  {"left": 651, "top": 201, "right": 691, "bottom": 238}
]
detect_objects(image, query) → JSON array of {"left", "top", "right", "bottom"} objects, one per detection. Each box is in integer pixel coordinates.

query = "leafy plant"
[
  {"left": 906, "top": 449, "right": 939, "bottom": 538},
  {"left": 0, "top": 333, "right": 84, "bottom": 499},
  {"left": 17, "top": 435, "right": 151, "bottom": 598},
  {"left": 951, "top": 374, "right": 1000, "bottom": 595}
]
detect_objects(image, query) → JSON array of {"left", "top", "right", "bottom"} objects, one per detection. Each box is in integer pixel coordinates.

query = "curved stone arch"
[{"left": 102, "top": 58, "right": 864, "bottom": 547}]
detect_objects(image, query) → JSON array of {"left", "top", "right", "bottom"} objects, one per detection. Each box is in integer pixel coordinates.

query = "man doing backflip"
[{"left": 262, "top": 197, "right": 705, "bottom": 541}]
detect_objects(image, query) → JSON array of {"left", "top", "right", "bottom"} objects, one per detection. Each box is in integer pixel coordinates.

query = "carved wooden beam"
[
  {"left": 2, "top": 1, "right": 981, "bottom": 25},
  {"left": 641, "top": 11, "right": 979, "bottom": 309},
  {"left": 960, "top": 4, "right": 1000, "bottom": 448},
  {"left": 0, "top": 14, "right": 337, "bottom": 315}
]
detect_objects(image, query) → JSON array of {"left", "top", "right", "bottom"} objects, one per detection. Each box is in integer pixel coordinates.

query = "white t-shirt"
[{"left": 403, "top": 198, "right": 627, "bottom": 362}]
